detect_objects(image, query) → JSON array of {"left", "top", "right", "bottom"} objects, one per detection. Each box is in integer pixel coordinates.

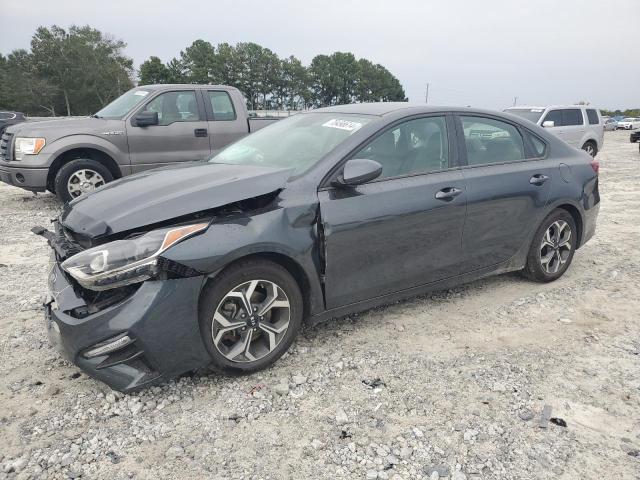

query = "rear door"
[
  {"left": 456, "top": 114, "right": 553, "bottom": 271},
  {"left": 203, "top": 89, "right": 248, "bottom": 154},
  {"left": 319, "top": 115, "right": 467, "bottom": 309},
  {"left": 126, "top": 89, "right": 211, "bottom": 173}
]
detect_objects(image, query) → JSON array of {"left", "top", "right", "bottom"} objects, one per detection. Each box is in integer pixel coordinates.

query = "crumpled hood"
[{"left": 61, "top": 162, "right": 292, "bottom": 238}]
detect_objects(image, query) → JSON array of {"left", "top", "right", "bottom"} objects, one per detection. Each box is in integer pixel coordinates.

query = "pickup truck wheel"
[
  {"left": 198, "top": 259, "right": 303, "bottom": 375},
  {"left": 581, "top": 141, "right": 597, "bottom": 157},
  {"left": 54, "top": 159, "right": 113, "bottom": 202}
]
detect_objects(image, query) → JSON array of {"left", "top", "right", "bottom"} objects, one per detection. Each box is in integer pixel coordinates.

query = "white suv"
[{"left": 504, "top": 105, "right": 604, "bottom": 157}]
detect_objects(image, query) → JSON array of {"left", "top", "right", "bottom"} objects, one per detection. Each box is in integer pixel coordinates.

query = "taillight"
[{"left": 590, "top": 159, "right": 599, "bottom": 174}]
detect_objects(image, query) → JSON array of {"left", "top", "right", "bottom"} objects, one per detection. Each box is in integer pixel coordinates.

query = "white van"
[{"left": 504, "top": 105, "right": 604, "bottom": 157}]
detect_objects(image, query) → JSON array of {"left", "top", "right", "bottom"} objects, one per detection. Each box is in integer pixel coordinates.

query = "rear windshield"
[{"left": 505, "top": 108, "right": 544, "bottom": 123}]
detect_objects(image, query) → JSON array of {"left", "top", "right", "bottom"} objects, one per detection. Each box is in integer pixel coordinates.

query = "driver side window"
[
  {"left": 354, "top": 117, "right": 449, "bottom": 179},
  {"left": 142, "top": 91, "right": 200, "bottom": 126}
]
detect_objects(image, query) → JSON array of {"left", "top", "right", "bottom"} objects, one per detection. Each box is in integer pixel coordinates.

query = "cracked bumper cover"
[{"left": 45, "top": 261, "right": 211, "bottom": 392}]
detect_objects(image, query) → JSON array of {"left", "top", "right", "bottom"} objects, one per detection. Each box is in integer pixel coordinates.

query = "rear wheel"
[
  {"left": 198, "top": 259, "right": 303, "bottom": 374},
  {"left": 54, "top": 159, "right": 113, "bottom": 203},
  {"left": 581, "top": 141, "right": 597, "bottom": 157},
  {"left": 523, "top": 209, "right": 577, "bottom": 282}
]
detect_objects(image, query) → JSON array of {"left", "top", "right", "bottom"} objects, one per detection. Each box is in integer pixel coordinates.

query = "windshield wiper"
[{"left": 90, "top": 114, "right": 102, "bottom": 119}]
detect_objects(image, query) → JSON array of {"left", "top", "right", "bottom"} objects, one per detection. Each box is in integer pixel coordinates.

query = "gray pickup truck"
[{"left": 0, "top": 84, "right": 277, "bottom": 201}]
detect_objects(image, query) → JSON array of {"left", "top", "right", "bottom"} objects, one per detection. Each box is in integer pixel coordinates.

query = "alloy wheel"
[
  {"left": 211, "top": 280, "right": 291, "bottom": 363},
  {"left": 67, "top": 169, "right": 105, "bottom": 198},
  {"left": 539, "top": 220, "right": 572, "bottom": 275}
]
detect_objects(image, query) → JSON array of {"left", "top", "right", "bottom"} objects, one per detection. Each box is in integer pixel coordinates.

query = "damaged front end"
[
  {"left": 33, "top": 179, "right": 291, "bottom": 392},
  {"left": 33, "top": 218, "right": 214, "bottom": 391}
]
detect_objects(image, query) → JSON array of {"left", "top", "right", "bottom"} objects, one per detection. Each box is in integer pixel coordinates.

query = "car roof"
[
  {"left": 136, "top": 84, "right": 239, "bottom": 92},
  {"left": 505, "top": 105, "right": 599, "bottom": 110},
  {"left": 312, "top": 103, "right": 512, "bottom": 117}
]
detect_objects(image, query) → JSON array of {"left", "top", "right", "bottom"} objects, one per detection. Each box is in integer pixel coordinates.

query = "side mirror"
[
  {"left": 542, "top": 120, "right": 555, "bottom": 128},
  {"left": 334, "top": 158, "right": 382, "bottom": 187},
  {"left": 132, "top": 111, "right": 159, "bottom": 127}
]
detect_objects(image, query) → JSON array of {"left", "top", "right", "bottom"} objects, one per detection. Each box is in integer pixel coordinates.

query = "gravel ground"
[{"left": 0, "top": 131, "right": 639, "bottom": 480}]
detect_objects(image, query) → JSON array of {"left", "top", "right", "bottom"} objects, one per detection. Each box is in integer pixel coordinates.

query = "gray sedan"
[{"left": 36, "top": 103, "right": 600, "bottom": 391}]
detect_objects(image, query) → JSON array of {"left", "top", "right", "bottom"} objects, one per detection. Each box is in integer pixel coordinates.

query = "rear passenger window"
[
  {"left": 208, "top": 91, "right": 236, "bottom": 120},
  {"left": 562, "top": 109, "right": 583, "bottom": 126},
  {"left": 527, "top": 133, "right": 547, "bottom": 157},
  {"left": 586, "top": 109, "right": 599, "bottom": 125},
  {"left": 461, "top": 116, "right": 525, "bottom": 165}
]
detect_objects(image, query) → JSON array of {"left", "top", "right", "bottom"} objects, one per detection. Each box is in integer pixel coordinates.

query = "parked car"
[
  {"left": 0, "top": 85, "right": 278, "bottom": 202},
  {"left": 603, "top": 117, "right": 618, "bottom": 131},
  {"left": 631, "top": 130, "right": 640, "bottom": 153},
  {"left": 504, "top": 105, "right": 604, "bottom": 157},
  {"left": 0, "top": 111, "right": 26, "bottom": 136},
  {"left": 34, "top": 103, "right": 600, "bottom": 392},
  {"left": 616, "top": 117, "right": 640, "bottom": 130}
]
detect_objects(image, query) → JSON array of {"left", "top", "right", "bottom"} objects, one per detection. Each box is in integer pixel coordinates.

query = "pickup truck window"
[
  {"left": 210, "top": 112, "right": 373, "bottom": 174},
  {"left": 94, "top": 89, "right": 151, "bottom": 119},
  {"left": 208, "top": 91, "right": 236, "bottom": 121},
  {"left": 142, "top": 91, "right": 200, "bottom": 126}
]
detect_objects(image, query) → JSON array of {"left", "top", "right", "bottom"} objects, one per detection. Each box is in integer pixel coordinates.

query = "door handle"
[
  {"left": 194, "top": 128, "right": 208, "bottom": 137},
  {"left": 435, "top": 187, "right": 463, "bottom": 201},
  {"left": 530, "top": 174, "right": 549, "bottom": 186}
]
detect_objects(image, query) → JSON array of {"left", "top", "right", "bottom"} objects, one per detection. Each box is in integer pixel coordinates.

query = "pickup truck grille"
[{"left": 0, "top": 132, "right": 14, "bottom": 161}]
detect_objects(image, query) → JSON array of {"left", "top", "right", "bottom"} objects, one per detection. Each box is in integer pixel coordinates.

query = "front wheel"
[
  {"left": 198, "top": 259, "right": 303, "bottom": 374},
  {"left": 54, "top": 159, "right": 113, "bottom": 202},
  {"left": 523, "top": 209, "right": 577, "bottom": 282}
]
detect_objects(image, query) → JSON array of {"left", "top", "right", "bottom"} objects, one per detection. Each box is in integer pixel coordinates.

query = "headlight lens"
[
  {"left": 61, "top": 223, "right": 208, "bottom": 290},
  {"left": 14, "top": 137, "right": 46, "bottom": 160}
]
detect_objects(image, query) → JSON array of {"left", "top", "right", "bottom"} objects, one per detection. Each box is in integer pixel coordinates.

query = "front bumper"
[
  {"left": 0, "top": 164, "right": 48, "bottom": 192},
  {"left": 45, "top": 260, "right": 211, "bottom": 392}
]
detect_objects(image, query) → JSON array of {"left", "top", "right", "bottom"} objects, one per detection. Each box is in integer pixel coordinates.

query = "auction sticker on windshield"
[
  {"left": 322, "top": 119, "right": 363, "bottom": 131},
  {"left": 134, "top": 91, "right": 149, "bottom": 97}
]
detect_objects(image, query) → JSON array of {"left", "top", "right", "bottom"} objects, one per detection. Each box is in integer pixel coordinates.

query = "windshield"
[
  {"left": 505, "top": 108, "right": 545, "bottom": 123},
  {"left": 94, "top": 88, "right": 152, "bottom": 119},
  {"left": 210, "top": 113, "right": 374, "bottom": 174}
]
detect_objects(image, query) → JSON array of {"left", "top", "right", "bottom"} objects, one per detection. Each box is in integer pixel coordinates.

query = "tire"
[
  {"left": 198, "top": 258, "right": 303, "bottom": 375},
  {"left": 522, "top": 209, "right": 577, "bottom": 282},
  {"left": 581, "top": 141, "right": 597, "bottom": 157},
  {"left": 53, "top": 159, "right": 113, "bottom": 203}
]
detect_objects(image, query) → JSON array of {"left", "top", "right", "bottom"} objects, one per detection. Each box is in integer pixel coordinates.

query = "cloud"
[{"left": 1, "top": 0, "right": 637, "bottom": 109}]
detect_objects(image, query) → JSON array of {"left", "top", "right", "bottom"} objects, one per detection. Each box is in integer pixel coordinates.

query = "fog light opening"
[
  {"left": 83, "top": 334, "right": 133, "bottom": 358},
  {"left": 15, "top": 173, "right": 25, "bottom": 183}
]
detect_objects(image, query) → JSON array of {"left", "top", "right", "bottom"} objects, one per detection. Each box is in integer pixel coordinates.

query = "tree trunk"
[{"left": 63, "top": 90, "right": 71, "bottom": 116}]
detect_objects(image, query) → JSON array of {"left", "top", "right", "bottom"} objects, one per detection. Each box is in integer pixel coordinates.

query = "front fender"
[
  {"left": 42, "top": 134, "right": 128, "bottom": 171},
  {"left": 162, "top": 206, "right": 325, "bottom": 317}
]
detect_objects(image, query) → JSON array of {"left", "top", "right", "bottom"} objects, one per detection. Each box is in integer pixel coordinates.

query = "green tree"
[
  {"left": 179, "top": 39, "right": 219, "bottom": 83},
  {"left": 30, "top": 25, "right": 133, "bottom": 115},
  {"left": 139, "top": 56, "right": 171, "bottom": 85}
]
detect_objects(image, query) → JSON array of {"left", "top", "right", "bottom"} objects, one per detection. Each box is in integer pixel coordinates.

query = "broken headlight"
[{"left": 61, "top": 223, "right": 208, "bottom": 291}]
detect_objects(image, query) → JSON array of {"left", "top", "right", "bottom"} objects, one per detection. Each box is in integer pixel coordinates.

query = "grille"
[{"left": 0, "top": 132, "right": 14, "bottom": 161}]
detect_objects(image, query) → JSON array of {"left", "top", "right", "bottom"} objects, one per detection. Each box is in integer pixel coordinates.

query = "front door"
[
  {"left": 126, "top": 89, "right": 211, "bottom": 173},
  {"left": 541, "top": 108, "right": 585, "bottom": 147},
  {"left": 319, "top": 115, "right": 467, "bottom": 309},
  {"left": 457, "top": 114, "right": 553, "bottom": 271}
]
